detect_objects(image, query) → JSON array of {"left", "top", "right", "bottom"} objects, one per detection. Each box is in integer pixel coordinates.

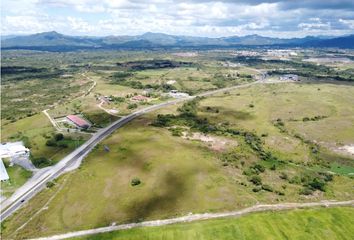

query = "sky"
[{"left": 1, "top": 0, "right": 354, "bottom": 38}]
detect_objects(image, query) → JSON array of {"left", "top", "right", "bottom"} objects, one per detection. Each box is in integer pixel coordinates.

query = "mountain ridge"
[{"left": 2, "top": 31, "right": 353, "bottom": 51}]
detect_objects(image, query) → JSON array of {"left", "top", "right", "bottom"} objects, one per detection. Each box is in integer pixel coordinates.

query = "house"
[
  {"left": 131, "top": 95, "right": 148, "bottom": 102},
  {"left": 168, "top": 90, "right": 190, "bottom": 99},
  {"left": 280, "top": 74, "right": 299, "bottom": 81},
  {"left": 66, "top": 115, "right": 91, "bottom": 129}
]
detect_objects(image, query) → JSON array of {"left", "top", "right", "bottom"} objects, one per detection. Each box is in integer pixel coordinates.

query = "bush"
[
  {"left": 279, "top": 172, "right": 288, "bottom": 180},
  {"left": 127, "top": 103, "right": 138, "bottom": 109},
  {"left": 46, "top": 181, "right": 55, "bottom": 188},
  {"left": 252, "top": 164, "right": 265, "bottom": 173},
  {"left": 300, "top": 187, "right": 313, "bottom": 195},
  {"left": 131, "top": 178, "right": 141, "bottom": 186},
  {"left": 54, "top": 133, "right": 64, "bottom": 141},
  {"left": 57, "top": 142, "right": 68, "bottom": 148},
  {"left": 46, "top": 139, "right": 57, "bottom": 147},
  {"left": 275, "top": 190, "right": 285, "bottom": 196},
  {"left": 308, "top": 178, "right": 326, "bottom": 191},
  {"left": 289, "top": 176, "right": 301, "bottom": 184},
  {"left": 252, "top": 186, "right": 262, "bottom": 192},
  {"left": 170, "top": 128, "right": 183, "bottom": 137},
  {"left": 262, "top": 184, "right": 273, "bottom": 192},
  {"left": 250, "top": 175, "right": 262, "bottom": 185},
  {"left": 32, "top": 157, "right": 52, "bottom": 168}
]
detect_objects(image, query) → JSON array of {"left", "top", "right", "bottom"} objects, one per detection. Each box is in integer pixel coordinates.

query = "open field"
[
  {"left": 74, "top": 207, "right": 354, "bottom": 240},
  {"left": 0, "top": 162, "right": 32, "bottom": 198}
]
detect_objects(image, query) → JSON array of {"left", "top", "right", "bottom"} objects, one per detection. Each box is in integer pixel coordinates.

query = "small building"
[
  {"left": 0, "top": 158, "right": 9, "bottom": 181},
  {"left": 131, "top": 95, "right": 148, "bottom": 102},
  {"left": 280, "top": 74, "right": 299, "bottom": 81},
  {"left": 168, "top": 90, "right": 190, "bottom": 99},
  {"left": 66, "top": 115, "right": 91, "bottom": 129},
  {"left": 0, "top": 142, "right": 29, "bottom": 158}
]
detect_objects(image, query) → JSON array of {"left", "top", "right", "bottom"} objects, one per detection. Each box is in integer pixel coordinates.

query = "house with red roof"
[
  {"left": 66, "top": 115, "right": 91, "bottom": 129},
  {"left": 131, "top": 95, "right": 148, "bottom": 102}
]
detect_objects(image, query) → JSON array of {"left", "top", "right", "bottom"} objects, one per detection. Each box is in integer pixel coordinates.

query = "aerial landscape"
[{"left": 0, "top": 0, "right": 354, "bottom": 239}]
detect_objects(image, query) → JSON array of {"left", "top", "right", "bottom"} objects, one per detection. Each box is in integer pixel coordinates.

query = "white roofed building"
[
  {"left": 0, "top": 159, "right": 9, "bottom": 181},
  {"left": 0, "top": 142, "right": 30, "bottom": 158}
]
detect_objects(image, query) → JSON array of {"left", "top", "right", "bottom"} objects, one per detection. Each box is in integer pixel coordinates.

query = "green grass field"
[
  {"left": 75, "top": 207, "right": 354, "bottom": 240},
  {"left": 1, "top": 162, "right": 32, "bottom": 198}
]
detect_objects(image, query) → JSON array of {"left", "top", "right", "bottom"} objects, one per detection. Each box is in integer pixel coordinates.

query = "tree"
[
  {"left": 54, "top": 133, "right": 64, "bottom": 141},
  {"left": 131, "top": 178, "right": 141, "bottom": 186}
]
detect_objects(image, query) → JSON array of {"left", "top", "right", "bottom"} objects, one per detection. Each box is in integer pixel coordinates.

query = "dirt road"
[{"left": 30, "top": 200, "right": 353, "bottom": 240}]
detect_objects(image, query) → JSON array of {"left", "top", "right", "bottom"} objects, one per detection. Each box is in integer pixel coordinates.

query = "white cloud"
[
  {"left": 339, "top": 18, "right": 354, "bottom": 29},
  {"left": 1, "top": 0, "right": 354, "bottom": 37},
  {"left": 67, "top": 17, "right": 94, "bottom": 33}
]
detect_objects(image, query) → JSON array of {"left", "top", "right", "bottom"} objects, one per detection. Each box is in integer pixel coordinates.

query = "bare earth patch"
[
  {"left": 336, "top": 144, "right": 354, "bottom": 156},
  {"left": 182, "top": 132, "right": 237, "bottom": 152}
]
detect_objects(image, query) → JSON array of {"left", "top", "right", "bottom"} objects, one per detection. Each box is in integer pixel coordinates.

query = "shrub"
[
  {"left": 308, "top": 178, "right": 326, "bottom": 191},
  {"left": 127, "top": 103, "right": 138, "bottom": 109},
  {"left": 46, "top": 139, "right": 57, "bottom": 147},
  {"left": 170, "top": 128, "right": 183, "bottom": 137},
  {"left": 32, "top": 157, "right": 52, "bottom": 168},
  {"left": 279, "top": 172, "right": 288, "bottom": 180},
  {"left": 275, "top": 190, "right": 285, "bottom": 196},
  {"left": 300, "top": 187, "right": 313, "bottom": 195},
  {"left": 252, "top": 164, "right": 265, "bottom": 173},
  {"left": 289, "top": 176, "right": 301, "bottom": 184},
  {"left": 131, "top": 178, "right": 141, "bottom": 186},
  {"left": 46, "top": 181, "right": 55, "bottom": 188},
  {"left": 54, "top": 133, "right": 64, "bottom": 141},
  {"left": 252, "top": 186, "right": 262, "bottom": 192},
  {"left": 57, "top": 142, "right": 68, "bottom": 148},
  {"left": 262, "top": 184, "right": 273, "bottom": 192},
  {"left": 250, "top": 175, "right": 262, "bottom": 185}
]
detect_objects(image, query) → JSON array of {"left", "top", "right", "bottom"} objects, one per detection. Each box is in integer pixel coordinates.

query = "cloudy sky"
[{"left": 1, "top": 0, "right": 354, "bottom": 38}]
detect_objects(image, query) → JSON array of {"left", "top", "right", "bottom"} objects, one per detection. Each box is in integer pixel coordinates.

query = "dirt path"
[
  {"left": 97, "top": 99, "right": 120, "bottom": 116},
  {"left": 30, "top": 200, "right": 353, "bottom": 240}
]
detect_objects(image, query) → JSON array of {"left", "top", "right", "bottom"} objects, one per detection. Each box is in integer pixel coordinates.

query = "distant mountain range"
[{"left": 1, "top": 31, "right": 353, "bottom": 51}]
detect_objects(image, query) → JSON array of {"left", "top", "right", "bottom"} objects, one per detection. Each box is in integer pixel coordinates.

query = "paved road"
[
  {"left": 30, "top": 200, "right": 354, "bottom": 240},
  {"left": 0, "top": 79, "right": 265, "bottom": 222}
]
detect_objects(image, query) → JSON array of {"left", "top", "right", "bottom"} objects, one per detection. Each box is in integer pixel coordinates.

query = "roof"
[
  {"left": 0, "top": 158, "right": 9, "bottom": 181},
  {"left": 67, "top": 115, "right": 90, "bottom": 128},
  {"left": 0, "top": 142, "right": 29, "bottom": 158},
  {"left": 131, "top": 95, "right": 148, "bottom": 101}
]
